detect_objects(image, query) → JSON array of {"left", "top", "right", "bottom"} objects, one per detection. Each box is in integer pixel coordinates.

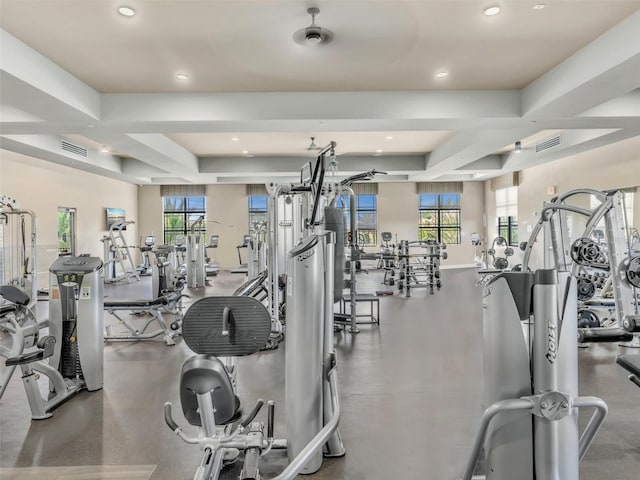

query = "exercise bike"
[{"left": 164, "top": 231, "right": 344, "bottom": 480}]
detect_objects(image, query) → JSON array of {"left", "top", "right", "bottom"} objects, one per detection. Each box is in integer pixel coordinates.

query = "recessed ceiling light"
[
  {"left": 533, "top": 4, "right": 546, "bottom": 10},
  {"left": 176, "top": 73, "right": 190, "bottom": 81},
  {"left": 99, "top": 145, "right": 110, "bottom": 153},
  {"left": 385, "top": 136, "right": 393, "bottom": 140},
  {"left": 484, "top": 6, "right": 501, "bottom": 16},
  {"left": 118, "top": 6, "right": 136, "bottom": 17},
  {"left": 242, "top": 150, "right": 249, "bottom": 155},
  {"left": 375, "top": 149, "right": 383, "bottom": 153},
  {"left": 435, "top": 71, "right": 449, "bottom": 79},
  {"left": 231, "top": 137, "right": 240, "bottom": 141}
]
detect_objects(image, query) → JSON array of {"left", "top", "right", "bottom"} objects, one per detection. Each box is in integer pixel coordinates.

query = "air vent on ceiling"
[
  {"left": 535, "top": 135, "right": 561, "bottom": 153},
  {"left": 61, "top": 139, "right": 88, "bottom": 157}
]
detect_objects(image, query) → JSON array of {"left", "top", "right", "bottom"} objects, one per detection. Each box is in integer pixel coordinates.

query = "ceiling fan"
[
  {"left": 306, "top": 136, "right": 322, "bottom": 151},
  {"left": 293, "top": 7, "right": 334, "bottom": 46}
]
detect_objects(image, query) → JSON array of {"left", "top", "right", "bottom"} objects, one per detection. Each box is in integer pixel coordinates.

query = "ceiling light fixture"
[
  {"left": 99, "top": 145, "right": 110, "bottom": 153},
  {"left": 293, "top": 8, "right": 334, "bottom": 46},
  {"left": 435, "top": 71, "right": 449, "bottom": 79},
  {"left": 385, "top": 136, "right": 393, "bottom": 140},
  {"left": 117, "top": 6, "right": 136, "bottom": 17},
  {"left": 533, "top": 4, "right": 546, "bottom": 10},
  {"left": 242, "top": 150, "right": 249, "bottom": 155},
  {"left": 231, "top": 137, "right": 240, "bottom": 141},
  {"left": 515, "top": 141, "right": 522, "bottom": 153},
  {"left": 375, "top": 149, "right": 383, "bottom": 153},
  {"left": 484, "top": 6, "right": 501, "bottom": 16},
  {"left": 176, "top": 73, "right": 190, "bottom": 81}
]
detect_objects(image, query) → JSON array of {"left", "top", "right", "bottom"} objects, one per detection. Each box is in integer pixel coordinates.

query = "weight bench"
[
  {"left": 616, "top": 355, "right": 640, "bottom": 389},
  {"left": 104, "top": 295, "right": 181, "bottom": 346},
  {"left": 337, "top": 293, "right": 380, "bottom": 328}
]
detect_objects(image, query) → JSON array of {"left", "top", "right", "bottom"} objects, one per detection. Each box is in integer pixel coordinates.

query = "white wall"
[
  {"left": 484, "top": 134, "right": 640, "bottom": 268},
  {"left": 137, "top": 184, "right": 249, "bottom": 269},
  {"left": 138, "top": 181, "right": 486, "bottom": 269},
  {"left": 0, "top": 149, "right": 138, "bottom": 288},
  {"left": 376, "top": 182, "right": 484, "bottom": 267},
  {"left": 517, "top": 135, "right": 640, "bottom": 234}
]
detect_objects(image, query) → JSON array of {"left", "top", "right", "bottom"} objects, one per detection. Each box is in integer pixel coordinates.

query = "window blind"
[
  {"left": 160, "top": 185, "right": 206, "bottom": 197},
  {"left": 246, "top": 184, "right": 268, "bottom": 196},
  {"left": 416, "top": 182, "right": 463, "bottom": 194}
]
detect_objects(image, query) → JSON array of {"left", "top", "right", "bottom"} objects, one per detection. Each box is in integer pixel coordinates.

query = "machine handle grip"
[
  {"left": 222, "top": 307, "right": 230, "bottom": 336},
  {"left": 267, "top": 400, "right": 275, "bottom": 439},
  {"left": 240, "top": 399, "right": 264, "bottom": 428},
  {"left": 164, "top": 402, "right": 179, "bottom": 431}
]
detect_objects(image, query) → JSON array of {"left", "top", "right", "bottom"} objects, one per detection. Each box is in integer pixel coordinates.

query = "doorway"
[{"left": 58, "top": 207, "right": 76, "bottom": 256}]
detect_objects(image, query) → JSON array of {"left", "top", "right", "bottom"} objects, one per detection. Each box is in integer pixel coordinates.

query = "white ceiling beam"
[
  {"left": 86, "top": 132, "right": 199, "bottom": 174},
  {"left": 522, "top": 10, "right": 640, "bottom": 119},
  {"left": 502, "top": 127, "right": 640, "bottom": 171},
  {"left": 421, "top": 127, "right": 540, "bottom": 180},
  {"left": 199, "top": 154, "right": 424, "bottom": 175},
  {"left": 0, "top": 135, "right": 123, "bottom": 178},
  {"left": 455, "top": 155, "right": 503, "bottom": 171},
  {"left": 100, "top": 90, "right": 521, "bottom": 125},
  {"left": 0, "top": 29, "right": 100, "bottom": 121}
]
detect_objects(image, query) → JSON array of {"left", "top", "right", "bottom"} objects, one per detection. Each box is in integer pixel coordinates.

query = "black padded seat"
[
  {"left": 104, "top": 296, "right": 169, "bottom": 309},
  {"left": 0, "top": 304, "right": 17, "bottom": 317},
  {"left": 180, "top": 355, "right": 241, "bottom": 426},
  {"left": 0, "top": 285, "right": 30, "bottom": 306}
]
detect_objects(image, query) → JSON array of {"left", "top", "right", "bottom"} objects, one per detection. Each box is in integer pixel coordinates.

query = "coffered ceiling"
[{"left": 1, "top": 0, "right": 640, "bottom": 185}]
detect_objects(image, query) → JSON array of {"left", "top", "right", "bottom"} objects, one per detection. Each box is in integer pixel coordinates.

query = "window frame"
[
  {"left": 498, "top": 216, "right": 519, "bottom": 246},
  {"left": 248, "top": 195, "right": 269, "bottom": 233},
  {"left": 163, "top": 196, "right": 206, "bottom": 245},
  {"left": 338, "top": 193, "right": 378, "bottom": 247},
  {"left": 418, "top": 193, "right": 461, "bottom": 245}
]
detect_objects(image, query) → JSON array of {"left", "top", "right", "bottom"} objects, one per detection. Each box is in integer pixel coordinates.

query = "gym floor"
[{"left": 1, "top": 268, "right": 639, "bottom": 479}]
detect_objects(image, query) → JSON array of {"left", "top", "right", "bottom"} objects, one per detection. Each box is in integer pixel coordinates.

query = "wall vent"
[
  {"left": 61, "top": 139, "right": 88, "bottom": 157},
  {"left": 535, "top": 135, "right": 561, "bottom": 153}
]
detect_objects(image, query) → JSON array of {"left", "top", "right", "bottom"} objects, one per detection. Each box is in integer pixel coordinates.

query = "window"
[
  {"left": 590, "top": 191, "right": 635, "bottom": 240},
  {"left": 418, "top": 193, "right": 461, "bottom": 244},
  {"left": 498, "top": 216, "right": 519, "bottom": 246},
  {"left": 248, "top": 195, "right": 268, "bottom": 233},
  {"left": 496, "top": 187, "right": 518, "bottom": 246},
  {"left": 338, "top": 194, "right": 378, "bottom": 246},
  {"left": 163, "top": 196, "right": 206, "bottom": 244}
]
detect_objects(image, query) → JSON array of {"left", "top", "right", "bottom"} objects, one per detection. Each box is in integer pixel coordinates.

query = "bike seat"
[{"left": 180, "top": 355, "right": 242, "bottom": 426}]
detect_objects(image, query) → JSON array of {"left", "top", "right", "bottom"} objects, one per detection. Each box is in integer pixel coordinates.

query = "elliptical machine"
[{"left": 463, "top": 192, "right": 608, "bottom": 480}]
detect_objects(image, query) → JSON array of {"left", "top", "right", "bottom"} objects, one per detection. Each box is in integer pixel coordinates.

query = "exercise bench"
[
  {"left": 338, "top": 293, "right": 380, "bottom": 328},
  {"left": 104, "top": 294, "right": 182, "bottom": 346}
]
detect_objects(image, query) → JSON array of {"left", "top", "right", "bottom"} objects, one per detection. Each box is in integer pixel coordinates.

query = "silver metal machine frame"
[
  {"left": 522, "top": 189, "right": 639, "bottom": 339},
  {"left": 464, "top": 190, "right": 610, "bottom": 480}
]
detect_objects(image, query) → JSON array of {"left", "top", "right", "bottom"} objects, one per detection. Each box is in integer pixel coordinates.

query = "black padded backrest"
[
  {"left": 182, "top": 296, "right": 271, "bottom": 356},
  {"left": 0, "top": 285, "right": 31, "bottom": 306}
]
